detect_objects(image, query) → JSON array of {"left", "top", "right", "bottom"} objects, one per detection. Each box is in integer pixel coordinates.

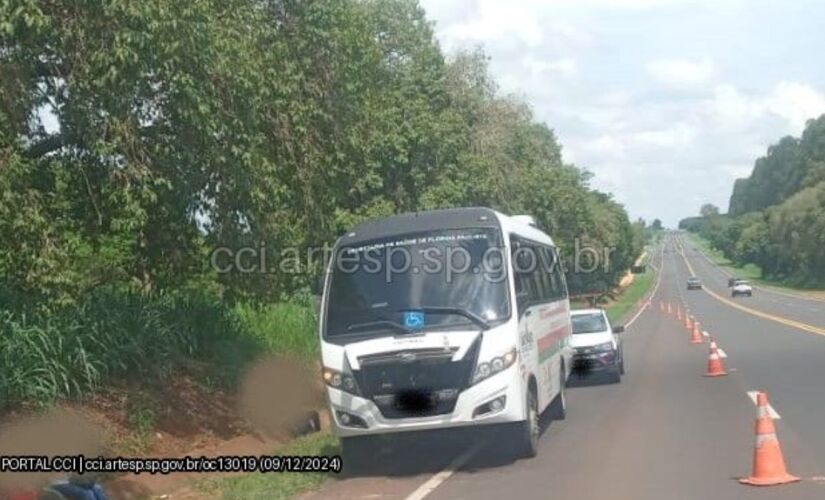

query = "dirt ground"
[{"left": 0, "top": 356, "right": 325, "bottom": 500}]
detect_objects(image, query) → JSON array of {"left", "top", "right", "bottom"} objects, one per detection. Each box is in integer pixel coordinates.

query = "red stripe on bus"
[{"left": 537, "top": 323, "right": 569, "bottom": 353}]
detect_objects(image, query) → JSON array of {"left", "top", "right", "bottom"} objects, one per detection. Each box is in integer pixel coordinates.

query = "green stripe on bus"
[{"left": 538, "top": 338, "right": 568, "bottom": 362}]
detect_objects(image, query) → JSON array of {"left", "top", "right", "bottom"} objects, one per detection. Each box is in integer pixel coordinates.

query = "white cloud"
[
  {"left": 708, "top": 84, "right": 764, "bottom": 131},
  {"left": 709, "top": 82, "right": 825, "bottom": 135},
  {"left": 439, "top": 0, "right": 544, "bottom": 48},
  {"left": 646, "top": 58, "right": 715, "bottom": 89},
  {"left": 633, "top": 123, "right": 697, "bottom": 148},
  {"left": 721, "top": 163, "right": 754, "bottom": 178},
  {"left": 588, "top": 134, "right": 627, "bottom": 159},
  {"left": 548, "top": 22, "right": 593, "bottom": 46},
  {"left": 602, "top": 0, "right": 693, "bottom": 7},
  {"left": 422, "top": 0, "right": 825, "bottom": 226},
  {"left": 768, "top": 82, "right": 825, "bottom": 134},
  {"left": 517, "top": 0, "right": 718, "bottom": 10},
  {"left": 523, "top": 56, "right": 578, "bottom": 78}
]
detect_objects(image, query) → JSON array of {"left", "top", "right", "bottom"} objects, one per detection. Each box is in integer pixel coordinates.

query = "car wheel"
[
  {"left": 747, "top": 292, "right": 752, "bottom": 297},
  {"left": 515, "top": 386, "right": 540, "bottom": 458},
  {"left": 608, "top": 364, "right": 621, "bottom": 384},
  {"left": 618, "top": 350, "right": 626, "bottom": 375}
]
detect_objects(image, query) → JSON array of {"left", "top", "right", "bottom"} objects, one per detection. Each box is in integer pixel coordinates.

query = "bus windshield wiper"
[
  {"left": 402, "top": 306, "right": 491, "bottom": 331},
  {"left": 345, "top": 319, "right": 411, "bottom": 335}
]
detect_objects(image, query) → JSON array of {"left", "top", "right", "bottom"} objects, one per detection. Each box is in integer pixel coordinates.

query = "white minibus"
[{"left": 319, "top": 207, "right": 573, "bottom": 460}]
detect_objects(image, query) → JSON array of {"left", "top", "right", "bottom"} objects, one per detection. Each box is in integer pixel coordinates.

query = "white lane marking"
[
  {"left": 625, "top": 243, "right": 665, "bottom": 328},
  {"left": 404, "top": 442, "right": 483, "bottom": 500},
  {"left": 687, "top": 236, "right": 825, "bottom": 304},
  {"left": 717, "top": 348, "right": 728, "bottom": 359},
  {"left": 746, "top": 391, "right": 782, "bottom": 419},
  {"left": 396, "top": 244, "right": 671, "bottom": 500}
]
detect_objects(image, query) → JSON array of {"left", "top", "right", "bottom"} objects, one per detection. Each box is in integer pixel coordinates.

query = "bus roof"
[{"left": 339, "top": 207, "right": 555, "bottom": 247}]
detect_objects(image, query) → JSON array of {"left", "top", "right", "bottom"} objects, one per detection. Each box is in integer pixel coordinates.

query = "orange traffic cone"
[
  {"left": 667, "top": 302, "right": 673, "bottom": 315},
  {"left": 685, "top": 314, "right": 693, "bottom": 330},
  {"left": 676, "top": 306, "right": 682, "bottom": 320},
  {"left": 689, "top": 323, "right": 704, "bottom": 344},
  {"left": 660, "top": 300, "right": 665, "bottom": 313},
  {"left": 740, "top": 392, "right": 800, "bottom": 486},
  {"left": 693, "top": 321, "right": 705, "bottom": 344},
  {"left": 704, "top": 339, "right": 727, "bottom": 376}
]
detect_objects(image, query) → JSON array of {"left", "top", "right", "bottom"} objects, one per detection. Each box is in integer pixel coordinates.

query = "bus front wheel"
[
  {"left": 340, "top": 435, "right": 378, "bottom": 472},
  {"left": 514, "top": 386, "right": 540, "bottom": 458},
  {"left": 548, "top": 365, "right": 567, "bottom": 420}
]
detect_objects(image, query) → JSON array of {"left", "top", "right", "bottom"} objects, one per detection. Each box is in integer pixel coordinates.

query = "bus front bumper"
[{"left": 326, "top": 367, "right": 525, "bottom": 438}]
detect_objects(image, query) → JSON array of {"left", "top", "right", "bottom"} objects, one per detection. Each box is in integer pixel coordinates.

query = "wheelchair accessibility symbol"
[{"left": 403, "top": 311, "right": 426, "bottom": 330}]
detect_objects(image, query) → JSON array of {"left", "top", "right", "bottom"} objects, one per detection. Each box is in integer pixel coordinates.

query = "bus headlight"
[
  {"left": 322, "top": 366, "right": 359, "bottom": 396},
  {"left": 471, "top": 348, "right": 517, "bottom": 385}
]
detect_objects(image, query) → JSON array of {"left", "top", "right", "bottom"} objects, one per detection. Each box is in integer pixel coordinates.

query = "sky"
[{"left": 419, "top": 0, "right": 825, "bottom": 227}]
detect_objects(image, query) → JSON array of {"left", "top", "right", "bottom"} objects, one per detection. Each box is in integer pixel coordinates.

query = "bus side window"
[
  {"left": 511, "top": 237, "right": 529, "bottom": 315},
  {"left": 527, "top": 245, "right": 547, "bottom": 304},
  {"left": 512, "top": 238, "right": 564, "bottom": 312},
  {"left": 550, "top": 248, "right": 568, "bottom": 299},
  {"left": 535, "top": 246, "right": 554, "bottom": 302}
]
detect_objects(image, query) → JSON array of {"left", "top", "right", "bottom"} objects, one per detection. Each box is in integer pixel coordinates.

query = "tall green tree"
[{"left": 1, "top": 0, "right": 643, "bottom": 304}]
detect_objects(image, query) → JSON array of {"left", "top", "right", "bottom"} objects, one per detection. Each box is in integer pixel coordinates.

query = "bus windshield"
[{"left": 324, "top": 228, "right": 510, "bottom": 339}]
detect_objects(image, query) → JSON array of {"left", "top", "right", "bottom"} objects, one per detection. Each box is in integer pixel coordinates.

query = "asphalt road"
[
  {"left": 304, "top": 235, "right": 825, "bottom": 500},
  {"left": 679, "top": 237, "right": 825, "bottom": 330}
]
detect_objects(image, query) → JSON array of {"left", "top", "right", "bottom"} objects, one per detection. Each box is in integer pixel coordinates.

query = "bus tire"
[
  {"left": 341, "top": 436, "right": 377, "bottom": 472},
  {"left": 515, "top": 385, "right": 540, "bottom": 458},
  {"left": 548, "top": 365, "right": 567, "bottom": 420}
]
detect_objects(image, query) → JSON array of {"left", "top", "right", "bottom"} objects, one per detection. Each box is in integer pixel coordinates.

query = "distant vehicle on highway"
[
  {"left": 570, "top": 309, "right": 624, "bottom": 383},
  {"left": 318, "top": 208, "right": 573, "bottom": 461},
  {"left": 731, "top": 280, "right": 753, "bottom": 297},
  {"left": 687, "top": 276, "right": 703, "bottom": 290}
]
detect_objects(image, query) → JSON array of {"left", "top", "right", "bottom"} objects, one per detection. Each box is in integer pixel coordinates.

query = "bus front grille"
[{"left": 354, "top": 346, "right": 477, "bottom": 419}]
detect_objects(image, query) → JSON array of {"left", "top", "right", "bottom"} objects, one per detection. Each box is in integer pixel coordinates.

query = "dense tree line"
[
  {"left": 680, "top": 115, "right": 825, "bottom": 286},
  {"left": 1, "top": 0, "right": 642, "bottom": 308}
]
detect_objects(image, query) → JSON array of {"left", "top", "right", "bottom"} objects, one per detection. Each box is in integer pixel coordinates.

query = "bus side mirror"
[{"left": 613, "top": 325, "right": 625, "bottom": 334}]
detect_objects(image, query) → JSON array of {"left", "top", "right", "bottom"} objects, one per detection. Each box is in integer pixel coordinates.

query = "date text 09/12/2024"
[{"left": 0, "top": 455, "right": 343, "bottom": 475}]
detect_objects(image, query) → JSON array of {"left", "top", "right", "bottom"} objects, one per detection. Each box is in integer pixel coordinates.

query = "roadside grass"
[
  {"left": 232, "top": 302, "right": 318, "bottom": 362},
  {"left": 683, "top": 233, "right": 825, "bottom": 296},
  {"left": 197, "top": 432, "right": 340, "bottom": 500},
  {"left": 570, "top": 245, "right": 659, "bottom": 324},
  {"left": 684, "top": 233, "right": 761, "bottom": 281},
  {"left": 1, "top": 291, "right": 324, "bottom": 493},
  {"left": 0, "top": 288, "right": 318, "bottom": 411},
  {"left": 604, "top": 269, "right": 656, "bottom": 324}
]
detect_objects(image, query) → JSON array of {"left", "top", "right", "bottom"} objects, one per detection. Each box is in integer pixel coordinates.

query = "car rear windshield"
[{"left": 571, "top": 313, "right": 608, "bottom": 334}]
